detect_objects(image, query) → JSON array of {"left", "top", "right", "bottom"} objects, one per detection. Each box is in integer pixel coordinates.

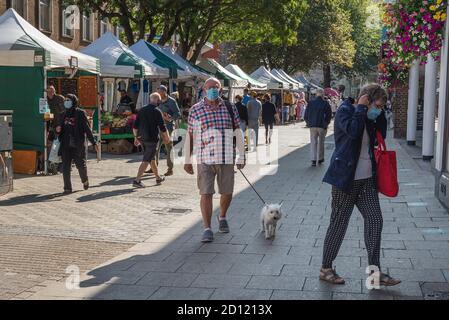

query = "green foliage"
[
  {"left": 334, "top": 0, "right": 382, "bottom": 78},
  {"left": 66, "top": 0, "right": 381, "bottom": 79}
]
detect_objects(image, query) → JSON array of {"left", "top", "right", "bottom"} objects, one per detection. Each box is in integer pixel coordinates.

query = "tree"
[
  {"left": 210, "top": 0, "right": 307, "bottom": 72},
  {"left": 334, "top": 0, "right": 382, "bottom": 80},
  {"left": 296, "top": 0, "right": 356, "bottom": 87},
  {"left": 65, "top": 0, "right": 189, "bottom": 46}
]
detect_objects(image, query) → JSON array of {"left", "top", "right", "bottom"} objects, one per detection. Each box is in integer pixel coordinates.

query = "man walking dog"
[{"left": 184, "top": 77, "right": 245, "bottom": 242}]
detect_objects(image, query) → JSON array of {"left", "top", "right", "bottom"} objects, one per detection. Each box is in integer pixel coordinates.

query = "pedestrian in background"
[
  {"left": 320, "top": 84, "right": 401, "bottom": 287},
  {"left": 57, "top": 94, "right": 99, "bottom": 194},
  {"left": 247, "top": 91, "right": 262, "bottom": 150},
  {"left": 133, "top": 92, "right": 170, "bottom": 187},
  {"left": 304, "top": 88, "right": 332, "bottom": 166},
  {"left": 261, "top": 93, "right": 277, "bottom": 145},
  {"left": 45, "top": 86, "right": 65, "bottom": 174},
  {"left": 296, "top": 92, "right": 307, "bottom": 122},
  {"left": 242, "top": 88, "right": 250, "bottom": 106},
  {"left": 46, "top": 86, "right": 65, "bottom": 132},
  {"left": 235, "top": 95, "right": 248, "bottom": 138},
  {"left": 156, "top": 85, "right": 181, "bottom": 177}
]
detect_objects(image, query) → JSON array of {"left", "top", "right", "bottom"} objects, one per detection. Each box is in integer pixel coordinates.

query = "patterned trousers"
[{"left": 322, "top": 177, "right": 383, "bottom": 270}]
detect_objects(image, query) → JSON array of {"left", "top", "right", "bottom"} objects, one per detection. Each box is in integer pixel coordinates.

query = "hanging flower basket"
[{"left": 378, "top": 1, "right": 448, "bottom": 88}]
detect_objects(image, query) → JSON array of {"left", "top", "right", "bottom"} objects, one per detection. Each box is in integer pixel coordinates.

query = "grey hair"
[
  {"left": 204, "top": 77, "right": 221, "bottom": 88},
  {"left": 150, "top": 92, "right": 161, "bottom": 103}
]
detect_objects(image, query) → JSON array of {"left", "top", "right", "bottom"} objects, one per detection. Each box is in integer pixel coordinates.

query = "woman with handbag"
[
  {"left": 56, "top": 94, "right": 99, "bottom": 194},
  {"left": 320, "top": 84, "right": 400, "bottom": 286}
]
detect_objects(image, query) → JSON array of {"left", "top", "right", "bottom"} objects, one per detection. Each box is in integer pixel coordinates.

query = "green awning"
[{"left": 145, "top": 42, "right": 182, "bottom": 78}]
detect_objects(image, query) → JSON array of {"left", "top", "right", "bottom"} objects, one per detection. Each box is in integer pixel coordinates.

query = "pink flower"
[{"left": 420, "top": 8, "right": 426, "bottom": 13}]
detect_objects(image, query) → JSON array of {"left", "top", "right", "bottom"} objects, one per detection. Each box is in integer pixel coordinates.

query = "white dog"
[{"left": 260, "top": 203, "right": 283, "bottom": 239}]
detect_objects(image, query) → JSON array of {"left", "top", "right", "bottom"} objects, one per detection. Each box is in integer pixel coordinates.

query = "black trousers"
[
  {"left": 322, "top": 177, "right": 383, "bottom": 270},
  {"left": 61, "top": 147, "right": 88, "bottom": 191}
]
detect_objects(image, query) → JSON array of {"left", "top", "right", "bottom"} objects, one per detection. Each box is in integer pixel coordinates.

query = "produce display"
[{"left": 101, "top": 112, "right": 135, "bottom": 135}]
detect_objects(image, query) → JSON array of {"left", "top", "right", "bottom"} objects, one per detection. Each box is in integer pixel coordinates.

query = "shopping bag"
[
  {"left": 49, "top": 139, "right": 62, "bottom": 164},
  {"left": 375, "top": 131, "right": 398, "bottom": 197}
]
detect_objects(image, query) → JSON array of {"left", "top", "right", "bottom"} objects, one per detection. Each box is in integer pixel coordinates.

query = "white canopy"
[
  {"left": 196, "top": 58, "right": 248, "bottom": 88},
  {"left": 0, "top": 8, "right": 99, "bottom": 73},
  {"left": 81, "top": 32, "right": 168, "bottom": 79},
  {"left": 276, "top": 69, "right": 305, "bottom": 90},
  {"left": 250, "top": 66, "right": 289, "bottom": 90},
  {"left": 225, "top": 64, "right": 267, "bottom": 90},
  {"left": 271, "top": 69, "right": 304, "bottom": 91},
  {"left": 158, "top": 45, "right": 209, "bottom": 80},
  {"left": 130, "top": 40, "right": 207, "bottom": 80}
]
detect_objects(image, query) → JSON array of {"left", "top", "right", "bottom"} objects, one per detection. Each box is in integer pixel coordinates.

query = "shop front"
[{"left": 0, "top": 9, "right": 100, "bottom": 174}]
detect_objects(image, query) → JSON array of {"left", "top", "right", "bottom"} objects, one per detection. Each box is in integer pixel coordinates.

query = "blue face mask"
[
  {"left": 367, "top": 107, "right": 382, "bottom": 120},
  {"left": 206, "top": 88, "right": 219, "bottom": 101},
  {"left": 64, "top": 100, "right": 73, "bottom": 109}
]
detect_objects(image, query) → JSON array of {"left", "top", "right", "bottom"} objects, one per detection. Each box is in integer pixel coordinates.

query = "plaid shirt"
[{"left": 188, "top": 98, "right": 241, "bottom": 165}]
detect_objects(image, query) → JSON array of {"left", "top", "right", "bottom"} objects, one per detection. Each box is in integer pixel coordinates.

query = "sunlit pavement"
[{"left": 1, "top": 122, "right": 449, "bottom": 300}]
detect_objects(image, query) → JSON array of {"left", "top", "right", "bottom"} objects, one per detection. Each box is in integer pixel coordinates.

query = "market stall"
[
  {"left": 276, "top": 69, "right": 306, "bottom": 91},
  {"left": 0, "top": 8, "right": 100, "bottom": 174},
  {"left": 196, "top": 58, "right": 248, "bottom": 102},
  {"left": 130, "top": 40, "right": 194, "bottom": 82},
  {"left": 81, "top": 32, "right": 170, "bottom": 153},
  {"left": 225, "top": 64, "right": 268, "bottom": 90},
  {"left": 271, "top": 69, "right": 303, "bottom": 91},
  {"left": 250, "top": 66, "right": 291, "bottom": 123},
  {"left": 130, "top": 40, "right": 209, "bottom": 123}
]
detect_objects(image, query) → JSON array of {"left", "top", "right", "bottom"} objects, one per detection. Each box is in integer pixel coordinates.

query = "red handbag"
[{"left": 375, "top": 131, "right": 399, "bottom": 197}]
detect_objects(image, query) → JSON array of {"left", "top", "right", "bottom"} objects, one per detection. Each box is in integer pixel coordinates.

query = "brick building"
[
  {"left": 0, "top": 0, "right": 123, "bottom": 51},
  {"left": 392, "top": 85, "right": 409, "bottom": 139}
]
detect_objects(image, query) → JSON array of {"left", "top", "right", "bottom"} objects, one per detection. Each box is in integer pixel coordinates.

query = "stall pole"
[
  {"left": 169, "top": 79, "right": 174, "bottom": 93},
  {"left": 229, "top": 81, "right": 234, "bottom": 103},
  {"left": 43, "top": 68, "right": 48, "bottom": 175},
  {"left": 97, "top": 74, "right": 102, "bottom": 161},
  {"left": 281, "top": 88, "right": 284, "bottom": 125}
]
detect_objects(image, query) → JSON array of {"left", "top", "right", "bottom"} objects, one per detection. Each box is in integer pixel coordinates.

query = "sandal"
[
  {"left": 379, "top": 273, "right": 401, "bottom": 287},
  {"left": 319, "top": 267, "right": 345, "bottom": 285},
  {"left": 156, "top": 175, "right": 165, "bottom": 185}
]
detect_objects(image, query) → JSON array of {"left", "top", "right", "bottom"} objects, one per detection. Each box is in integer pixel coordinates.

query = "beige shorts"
[{"left": 197, "top": 164, "right": 235, "bottom": 195}]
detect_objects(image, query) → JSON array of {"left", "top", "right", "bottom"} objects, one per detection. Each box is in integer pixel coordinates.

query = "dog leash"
[{"left": 238, "top": 169, "right": 267, "bottom": 206}]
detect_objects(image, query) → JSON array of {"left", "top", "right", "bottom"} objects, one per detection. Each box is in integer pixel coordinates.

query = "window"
[
  {"left": 61, "top": 6, "right": 74, "bottom": 38},
  {"left": 39, "top": 0, "right": 51, "bottom": 32},
  {"left": 82, "top": 12, "right": 93, "bottom": 42},
  {"left": 100, "top": 17, "right": 108, "bottom": 36},
  {"left": 114, "top": 25, "right": 124, "bottom": 37},
  {"left": 9, "top": 0, "right": 26, "bottom": 17}
]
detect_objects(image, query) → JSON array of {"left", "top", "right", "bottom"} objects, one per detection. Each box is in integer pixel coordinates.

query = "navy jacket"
[
  {"left": 322, "top": 101, "right": 387, "bottom": 193},
  {"left": 304, "top": 96, "right": 332, "bottom": 129}
]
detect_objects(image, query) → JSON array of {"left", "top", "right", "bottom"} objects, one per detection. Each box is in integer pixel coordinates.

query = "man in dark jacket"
[{"left": 304, "top": 88, "right": 332, "bottom": 166}]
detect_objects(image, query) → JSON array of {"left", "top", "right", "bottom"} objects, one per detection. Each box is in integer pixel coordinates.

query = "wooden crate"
[{"left": 12, "top": 150, "right": 38, "bottom": 174}]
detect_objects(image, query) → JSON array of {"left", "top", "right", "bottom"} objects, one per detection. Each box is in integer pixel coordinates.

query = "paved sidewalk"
[{"left": 3, "top": 123, "right": 449, "bottom": 300}]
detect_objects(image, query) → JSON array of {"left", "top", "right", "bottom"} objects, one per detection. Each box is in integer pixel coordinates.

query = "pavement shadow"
[
  {"left": 72, "top": 128, "right": 338, "bottom": 300},
  {"left": 0, "top": 191, "right": 78, "bottom": 206},
  {"left": 76, "top": 188, "right": 136, "bottom": 202}
]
